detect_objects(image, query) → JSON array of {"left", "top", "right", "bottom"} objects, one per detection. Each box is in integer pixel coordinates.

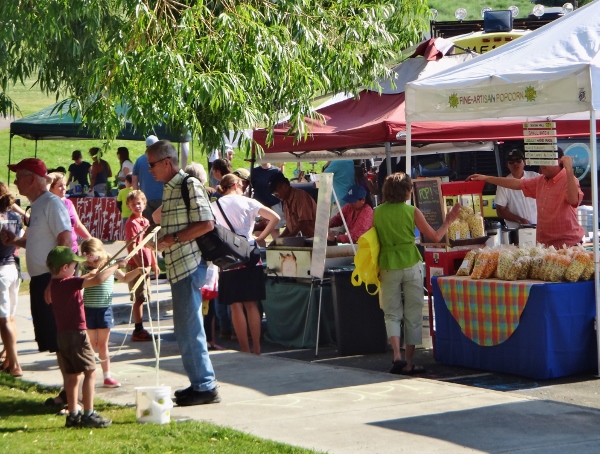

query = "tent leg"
[
  {"left": 385, "top": 142, "right": 392, "bottom": 175},
  {"left": 590, "top": 110, "right": 600, "bottom": 377},
  {"left": 35, "top": 139, "right": 38, "bottom": 159},
  {"left": 8, "top": 134, "right": 13, "bottom": 182},
  {"left": 315, "top": 281, "right": 323, "bottom": 358},
  {"left": 302, "top": 280, "right": 315, "bottom": 347}
]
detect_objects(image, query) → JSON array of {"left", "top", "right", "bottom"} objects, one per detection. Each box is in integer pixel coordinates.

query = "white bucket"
[{"left": 134, "top": 386, "right": 173, "bottom": 424}]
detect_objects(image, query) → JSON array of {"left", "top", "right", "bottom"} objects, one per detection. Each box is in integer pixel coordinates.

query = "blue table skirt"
[{"left": 432, "top": 277, "right": 598, "bottom": 380}]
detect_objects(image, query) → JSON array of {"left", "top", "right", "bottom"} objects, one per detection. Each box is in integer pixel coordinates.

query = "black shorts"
[
  {"left": 30, "top": 273, "right": 58, "bottom": 353},
  {"left": 56, "top": 330, "right": 96, "bottom": 374},
  {"left": 218, "top": 265, "right": 266, "bottom": 305}
]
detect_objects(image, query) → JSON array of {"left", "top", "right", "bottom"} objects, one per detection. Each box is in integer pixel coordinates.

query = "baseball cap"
[
  {"left": 507, "top": 148, "right": 525, "bottom": 161},
  {"left": 269, "top": 172, "right": 289, "bottom": 194},
  {"left": 343, "top": 184, "right": 367, "bottom": 203},
  {"left": 233, "top": 168, "right": 250, "bottom": 181},
  {"left": 8, "top": 158, "right": 49, "bottom": 178},
  {"left": 145, "top": 135, "right": 159, "bottom": 147},
  {"left": 47, "top": 246, "right": 87, "bottom": 270}
]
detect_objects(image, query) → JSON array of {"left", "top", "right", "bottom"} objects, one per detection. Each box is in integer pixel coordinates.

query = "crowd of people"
[{"left": 2, "top": 138, "right": 578, "bottom": 428}]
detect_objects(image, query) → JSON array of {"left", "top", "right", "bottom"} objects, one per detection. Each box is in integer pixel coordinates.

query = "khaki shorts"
[
  {"left": 56, "top": 330, "right": 96, "bottom": 374},
  {"left": 127, "top": 264, "right": 148, "bottom": 302}
]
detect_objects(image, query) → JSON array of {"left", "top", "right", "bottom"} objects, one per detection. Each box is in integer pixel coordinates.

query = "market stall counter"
[
  {"left": 72, "top": 196, "right": 123, "bottom": 241},
  {"left": 432, "top": 275, "right": 597, "bottom": 379}
]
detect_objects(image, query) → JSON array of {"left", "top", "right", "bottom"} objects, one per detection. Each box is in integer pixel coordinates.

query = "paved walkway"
[{"left": 10, "top": 252, "right": 600, "bottom": 452}]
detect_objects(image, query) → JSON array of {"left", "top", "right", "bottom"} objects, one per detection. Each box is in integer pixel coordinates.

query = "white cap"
[{"left": 145, "top": 135, "right": 159, "bottom": 146}]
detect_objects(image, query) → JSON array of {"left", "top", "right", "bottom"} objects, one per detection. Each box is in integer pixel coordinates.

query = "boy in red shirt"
[
  {"left": 46, "top": 246, "right": 123, "bottom": 428},
  {"left": 125, "top": 190, "right": 160, "bottom": 341}
]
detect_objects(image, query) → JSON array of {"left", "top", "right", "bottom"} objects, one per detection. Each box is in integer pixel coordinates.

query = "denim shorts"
[{"left": 84, "top": 306, "right": 115, "bottom": 329}]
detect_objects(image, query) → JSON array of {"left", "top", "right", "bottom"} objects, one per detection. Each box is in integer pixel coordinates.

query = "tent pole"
[
  {"left": 406, "top": 123, "right": 412, "bottom": 206},
  {"left": 590, "top": 109, "right": 600, "bottom": 377},
  {"left": 406, "top": 121, "right": 412, "bottom": 179},
  {"left": 385, "top": 142, "right": 392, "bottom": 175},
  {"left": 493, "top": 142, "right": 502, "bottom": 176},
  {"left": 35, "top": 139, "right": 38, "bottom": 159},
  {"left": 8, "top": 134, "right": 13, "bottom": 182}
]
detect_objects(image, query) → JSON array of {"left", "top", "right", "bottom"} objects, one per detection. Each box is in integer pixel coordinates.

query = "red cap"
[{"left": 8, "top": 158, "right": 48, "bottom": 178}]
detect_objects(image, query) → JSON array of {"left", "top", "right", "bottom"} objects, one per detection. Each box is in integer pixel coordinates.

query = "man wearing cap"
[
  {"left": 469, "top": 148, "right": 584, "bottom": 248},
  {"left": 269, "top": 173, "right": 317, "bottom": 238},
  {"left": 251, "top": 163, "right": 285, "bottom": 246},
  {"left": 328, "top": 184, "right": 373, "bottom": 244},
  {"left": 1, "top": 159, "right": 72, "bottom": 355},
  {"left": 495, "top": 148, "right": 539, "bottom": 228},
  {"left": 131, "top": 135, "right": 165, "bottom": 221}
]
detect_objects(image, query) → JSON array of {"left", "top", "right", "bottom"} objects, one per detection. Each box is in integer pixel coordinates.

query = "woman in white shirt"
[{"left": 212, "top": 174, "right": 280, "bottom": 354}]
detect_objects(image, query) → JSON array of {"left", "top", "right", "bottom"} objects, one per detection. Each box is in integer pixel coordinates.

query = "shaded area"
[{"left": 368, "top": 400, "right": 600, "bottom": 453}]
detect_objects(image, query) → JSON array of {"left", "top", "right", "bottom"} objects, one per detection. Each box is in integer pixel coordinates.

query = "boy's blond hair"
[{"left": 126, "top": 190, "right": 147, "bottom": 207}]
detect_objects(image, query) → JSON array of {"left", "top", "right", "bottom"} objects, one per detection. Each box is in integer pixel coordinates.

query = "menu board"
[{"left": 412, "top": 178, "right": 445, "bottom": 245}]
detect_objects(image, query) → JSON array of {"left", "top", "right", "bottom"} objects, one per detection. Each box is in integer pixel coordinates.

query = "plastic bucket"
[{"left": 134, "top": 386, "right": 173, "bottom": 424}]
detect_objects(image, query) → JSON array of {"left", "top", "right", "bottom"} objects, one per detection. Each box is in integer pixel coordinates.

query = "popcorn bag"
[{"left": 456, "top": 249, "right": 481, "bottom": 276}]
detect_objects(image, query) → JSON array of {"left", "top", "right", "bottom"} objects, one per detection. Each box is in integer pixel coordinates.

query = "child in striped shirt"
[{"left": 80, "top": 238, "right": 146, "bottom": 388}]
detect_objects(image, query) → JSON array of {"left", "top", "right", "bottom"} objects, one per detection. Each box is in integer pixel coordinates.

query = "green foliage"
[
  {"left": 0, "top": 0, "right": 429, "bottom": 154},
  {"left": 0, "top": 377, "right": 320, "bottom": 453}
]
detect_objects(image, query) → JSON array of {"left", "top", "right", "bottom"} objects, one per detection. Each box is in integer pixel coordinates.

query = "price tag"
[
  {"left": 524, "top": 144, "right": 558, "bottom": 151},
  {"left": 525, "top": 151, "right": 558, "bottom": 159}
]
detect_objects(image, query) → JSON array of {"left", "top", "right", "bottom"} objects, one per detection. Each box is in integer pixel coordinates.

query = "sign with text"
[
  {"left": 525, "top": 151, "right": 558, "bottom": 159},
  {"left": 523, "top": 129, "right": 557, "bottom": 136},
  {"left": 413, "top": 178, "right": 445, "bottom": 246},
  {"left": 523, "top": 122, "right": 556, "bottom": 129},
  {"left": 524, "top": 144, "right": 558, "bottom": 151},
  {"left": 524, "top": 136, "right": 557, "bottom": 144},
  {"left": 526, "top": 159, "right": 559, "bottom": 166}
]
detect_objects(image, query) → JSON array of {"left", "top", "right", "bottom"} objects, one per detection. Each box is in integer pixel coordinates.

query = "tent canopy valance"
[{"left": 10, "top": 99, "right": 191, "bottom": 142}]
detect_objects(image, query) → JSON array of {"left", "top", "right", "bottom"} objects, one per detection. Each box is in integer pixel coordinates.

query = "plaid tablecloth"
[{"left": 437, "top": 276, "right": 535, "bottom": 346}]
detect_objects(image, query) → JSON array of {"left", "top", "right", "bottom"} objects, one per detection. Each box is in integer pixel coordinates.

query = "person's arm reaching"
[
  {"left": 467, "top": 174, "right": 522, "bottom": 190},
  {"left": 414, "top": 203, "right": 462, "bottom": 243}
]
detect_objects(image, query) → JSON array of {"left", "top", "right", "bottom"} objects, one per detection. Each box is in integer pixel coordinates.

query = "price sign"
[
  {"left": 413, "top": 178, "right": 445, "bottom": 245},
  {"left": 525, "top": 151, "right": 558, "bottom": 159},
  {"left": 523, "top": 122, "right": 556, "bottom": 129},
  {"left": 524, "top": 137, "right": 557, "bottom": 144},
  {"left": 524, "top": 144, "right": 558, "bottom": 151},
  {"left": 527, "top": 159, "right": 559, "bottom": 166}
]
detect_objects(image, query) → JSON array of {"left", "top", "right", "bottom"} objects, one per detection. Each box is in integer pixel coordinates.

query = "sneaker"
[
  {"left": 103, "top": 377, "right": 121, "bottom": 388},
  {"left": 80, "top": 411, "right": 112, "bottom": 428},
  {"left": 174, "top": 386, "right": 194, "bottom": 399},
  {"left": 131, "top": 329, "right": 153, "bottom": 342},
  {"left": 175, "top": 388, "right": 221, "bottom": 407},
  {"left": 65, "top": 412, "right": 81, "bottom": 428}
]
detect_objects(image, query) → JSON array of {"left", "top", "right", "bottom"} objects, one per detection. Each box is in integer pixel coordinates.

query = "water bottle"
[
  {"left": 75, "top": 184, "right": 82, "bottom": 195},
  {"left": 83, "top": 185, "right": 89, "bottom": 195}
]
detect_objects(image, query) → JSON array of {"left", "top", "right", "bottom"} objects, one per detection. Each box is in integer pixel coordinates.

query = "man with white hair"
[
  {"left": 132, "top": 135, "right": 165, "bottom": 221},
  {"left": 1, "top": 158, "right": 72, "bottom": 406}
]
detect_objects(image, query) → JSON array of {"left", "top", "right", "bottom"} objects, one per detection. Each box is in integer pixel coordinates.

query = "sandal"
[
  {"left": 401, "top": 365, "right": 426, "bottom": 376},
  {"left": 208, "top": 343, "right": 225, "bottom": 351},
  {"left": 389, "top": 360, "right": 408, "bottom": 375}
]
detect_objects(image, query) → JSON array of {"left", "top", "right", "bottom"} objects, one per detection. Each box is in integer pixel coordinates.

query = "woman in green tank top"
[{"left": 373, "top": 173, "right": 460, "bottom": 375}]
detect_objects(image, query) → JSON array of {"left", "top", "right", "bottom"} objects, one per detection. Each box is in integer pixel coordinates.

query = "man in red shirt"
[{"left": 468, "top": 149, "right": 583, "bottom": 248}]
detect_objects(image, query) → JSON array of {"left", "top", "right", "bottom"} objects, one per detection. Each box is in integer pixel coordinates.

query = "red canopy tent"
[{"left": 253, "top": 89, "right": 600, "bottom": 156}]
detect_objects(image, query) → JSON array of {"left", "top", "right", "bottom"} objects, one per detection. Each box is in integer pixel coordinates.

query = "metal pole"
[
  {"left": 385, "top": 142, "right": 392, "bottom": 175},
  {"left": 315, "top": 280, "right": 323, "bottom": 358},
  {"left": 406, "top": 122, "right": 412, "bottom": 178},
  {"left": 590, "top": 109, "right": 600, "bottom": 376}
]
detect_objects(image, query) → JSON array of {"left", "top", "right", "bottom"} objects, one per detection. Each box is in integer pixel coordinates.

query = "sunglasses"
[
  {"left": 148, "top": 157, "right": 168, "bottom": 169},
  {"left": 508, "top": 159, "right": 523, "bottom": 164}
]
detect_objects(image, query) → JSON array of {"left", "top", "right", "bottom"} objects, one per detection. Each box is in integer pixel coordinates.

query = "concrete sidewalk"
[{"left": 11, "top": 276, "right": 600, "bottom": 453}]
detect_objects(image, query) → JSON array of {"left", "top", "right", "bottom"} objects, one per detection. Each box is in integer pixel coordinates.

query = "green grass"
[{"left": 0, "top": 376, "right": 320, "bottom": 454}]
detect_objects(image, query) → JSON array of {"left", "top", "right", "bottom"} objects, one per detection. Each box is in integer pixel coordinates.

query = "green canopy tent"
[{"left": 8, "top": 99, "right": 192, "bottom": 179}]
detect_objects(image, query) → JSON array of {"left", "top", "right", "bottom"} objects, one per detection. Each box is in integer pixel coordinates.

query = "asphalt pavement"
[{"left": 10, "top": 241, "right": 600, "bottom": 453}]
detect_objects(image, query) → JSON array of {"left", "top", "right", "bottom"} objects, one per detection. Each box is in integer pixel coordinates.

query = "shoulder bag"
[{"left": 180, "top": 175, "right": 254, "bottom": 270}]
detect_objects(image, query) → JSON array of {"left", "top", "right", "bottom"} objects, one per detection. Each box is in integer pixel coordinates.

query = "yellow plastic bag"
[{"left": 351, "top": 227, "right": 380, "bottom": 295}]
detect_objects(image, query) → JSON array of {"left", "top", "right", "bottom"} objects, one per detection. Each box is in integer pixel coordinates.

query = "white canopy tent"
[{"left": 405, "top": 0, "right": 600, "bottom": 375}]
